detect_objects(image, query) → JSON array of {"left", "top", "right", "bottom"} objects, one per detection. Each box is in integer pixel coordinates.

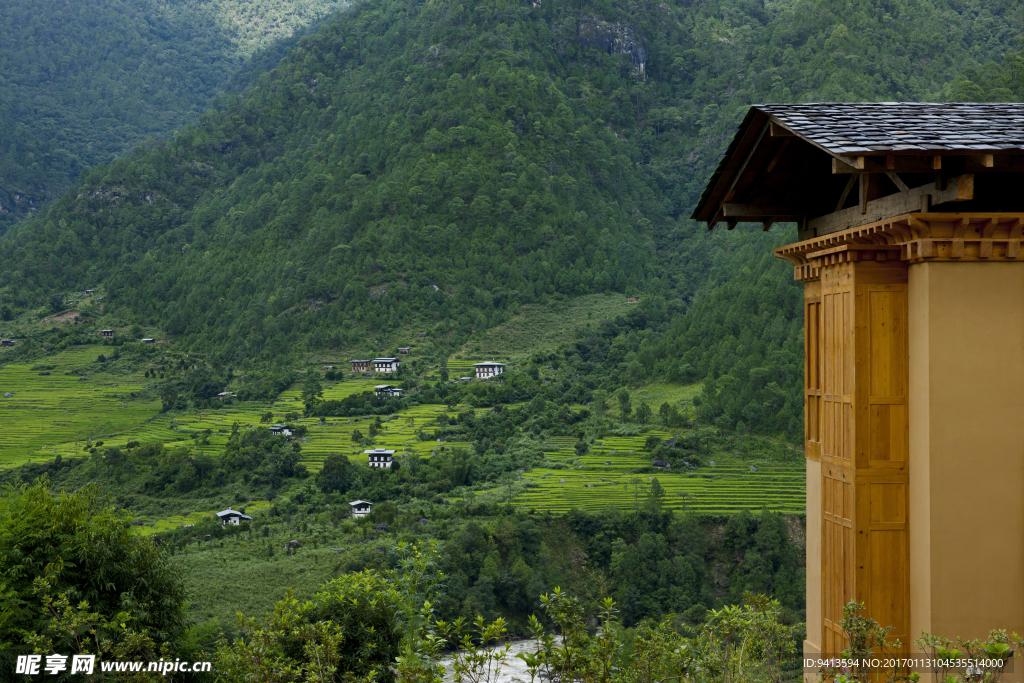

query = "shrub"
[
  {"left": 0, "top": 481, "right": 190, "bottom": 671},
  {"left": 216, "top": 571, "right": 404, "bottom": 682}
]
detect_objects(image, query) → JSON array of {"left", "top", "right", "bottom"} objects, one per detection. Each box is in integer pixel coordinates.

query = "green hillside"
[
  {"left": 4, "top": 1, "right": 1024, "bottom": 666},
  {"left": 2, "top": 0, "right": 1021, "bottom": 442},
  {"left": 0, "top": 0, "right": 351, "bottom": 228}
]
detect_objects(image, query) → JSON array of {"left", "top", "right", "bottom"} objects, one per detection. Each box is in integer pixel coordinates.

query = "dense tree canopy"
[
  {"left": 0, "top": 0, "right": 1021, "bottom": 437},
  {"left": 0, "top": 482, "right": 190, "bottom": 670},
  {"left": 0, "top": 0, "right": 351, "bottom": 228}
]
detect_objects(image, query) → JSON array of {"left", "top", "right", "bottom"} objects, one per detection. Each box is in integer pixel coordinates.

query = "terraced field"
[
  {"left": 0, "top": 345, "right": 160, "bottom": 467},
  {"left": 511, "top": 431, "right": 805, "bottom": 515},
  {"left": 446, "top": 358, "right": 489, "bottom": 378},
  {"left": 0, "top": 347, "right": 804, "bottom": 516}
]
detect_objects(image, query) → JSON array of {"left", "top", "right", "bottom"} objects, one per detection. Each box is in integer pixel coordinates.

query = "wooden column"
[
  {"left": 801, "top": 251, "right": 910, "bottom": 659},
  {"left": 779, "top": 212, "right": 1024, "bottom": 672}
]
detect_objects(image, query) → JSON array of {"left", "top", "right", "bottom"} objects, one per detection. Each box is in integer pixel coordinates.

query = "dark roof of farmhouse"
[
  {"left": 692, "top": 103, "right": 1024, "bottom": 229},
  {"left": 758, "top": 103, "right": 1024, "bottom": 154}
]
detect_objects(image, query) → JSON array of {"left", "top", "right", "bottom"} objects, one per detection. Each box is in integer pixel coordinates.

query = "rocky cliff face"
[
  {"left": 578, "top": 15, "right": 649, "bottom": 74},
  {"left": 0, "top": 187, "right": 45, "bottom": 220}
]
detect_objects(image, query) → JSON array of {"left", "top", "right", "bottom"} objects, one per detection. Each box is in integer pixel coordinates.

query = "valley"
[{"left": 1, "top": 0, "right": 1022, "bottom": 676}]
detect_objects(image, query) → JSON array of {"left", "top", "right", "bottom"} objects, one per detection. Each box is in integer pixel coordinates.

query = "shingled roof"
[
  {"left": 692, "top": 103, "right": 1024, "bottom": 234},
  {"left": 757, "top": 103, "right": 1024, "bottom": 154}
]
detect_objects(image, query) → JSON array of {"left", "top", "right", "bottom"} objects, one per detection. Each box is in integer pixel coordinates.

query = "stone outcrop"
[{"left": 578, "top": 15, "right": 648, "bottom": 73}]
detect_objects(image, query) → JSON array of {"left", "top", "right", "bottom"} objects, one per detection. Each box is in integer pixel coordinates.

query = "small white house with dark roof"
[
  {"left": 268, "top": 424, "right": 293, "bottom": 436},
  {"left": 364, "top": 448, "right": 395, "bottom": 468},
  {"left": 373, "top": 357, "right": 400, "bottom": 373},
  {"left": 349, "top": 500, "right": 372, "bottom": 518},
  {"left": 215, "top": 508, "right": 253, "bottom": 526},
  {"left": 374, "top": 384, "right": 402, "bottom": 398},
  {"left": 141, "top": 338, "right": 155, "bottom": 344},
  {"left": 473, "top": 361, "right": 505, "bottom": 379}
]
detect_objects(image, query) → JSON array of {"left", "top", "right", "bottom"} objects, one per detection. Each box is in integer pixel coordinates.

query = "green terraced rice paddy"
[
  {"left": 446, "top": 359, "right": 489, "bottom": 377},
  {"left": 511, "top": 430, "right": 805, "bottom": 515},
  {"left": 0, "top": 345, "right": 161, "bottom": 467},
  {"left": 0, "top": 347, "right": 804, "bottom": 517}
]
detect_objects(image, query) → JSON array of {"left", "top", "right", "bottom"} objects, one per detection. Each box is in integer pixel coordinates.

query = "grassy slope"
[
  {"left": 449, "top": 294, "right": 634, "bottom": 367},
  {"left": 0, "top": 345, "right": 159, "bottom": 467},
  {"left": 0, "top": 328, "right": 802, "bottom": 529}
]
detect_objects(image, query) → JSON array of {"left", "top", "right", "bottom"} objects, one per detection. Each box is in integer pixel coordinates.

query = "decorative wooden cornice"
[{"left": 775, "top": 213, "right": 1024, "bottom": 281}]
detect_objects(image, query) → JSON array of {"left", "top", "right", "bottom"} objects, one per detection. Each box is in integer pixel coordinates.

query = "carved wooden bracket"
[{"left": 775, "top": 213, "right": 1024, "bottom": 281}]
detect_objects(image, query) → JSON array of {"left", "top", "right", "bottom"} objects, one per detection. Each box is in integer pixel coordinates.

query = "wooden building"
[
  {"left": 1, "top": 340, "right": 15, "bottom": 347},
  {"left": 372, "top": 357, "right": 400, "bottom": 373},
  {"left": 141, "top": 338, "right": 155, "bottom": 344},
  {"left": 398, "top": 347, "right": 411, "bottom": 354},
  {"left": 349, "top": 500, "right": 372, "bottom": 518},
  {"left": 349, "top": 359, "right": 371, "bottom": 373},
  {"left": 268, "top": 424, "right": 293, "bottom": 437},
  {"left": 364, "top": 448, "right": 395, "bottom": 468},
  {"left": 694, "top": 103, "right": 1024, "bottom": 666},
  {"left": 473, "top": 361, "right": 505, "bottom": 379},
  {"left": 100, "top": 329, "right": 115, "bottom": 338}
]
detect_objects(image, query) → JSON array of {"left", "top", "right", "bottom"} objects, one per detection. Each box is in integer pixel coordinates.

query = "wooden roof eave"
[
  {"left": 696, "top": 111, "right": 889, "bottom": 227},
  {"left": 692, "top": 108, "right": 768, "bottom": 223}
]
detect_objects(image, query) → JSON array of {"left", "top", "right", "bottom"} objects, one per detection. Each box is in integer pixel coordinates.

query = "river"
[{"left": 440, "top": 638, "right": 551, "bottom": 683}]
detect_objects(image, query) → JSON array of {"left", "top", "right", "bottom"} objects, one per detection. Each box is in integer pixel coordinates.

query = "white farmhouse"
[
  {"left": 215, "top": 508, "right": 253, "bottom": 526},
  {"left": 473, "top": 361, "right": 505, "bottom": 379},
  {"left": 349, "top": 500, "right": 373, "bottom": 518},
  {"left": 374, "top": 384, "right": 403, "bottom": 398},
  {"left": 373, "top": 357, "right": 400, "bottom": 373},
  {"left": 268, "top": 424, "right": 293, "bottom": 436},
  {"left": 364, "top": 448, "right": 395, "bottom": 468}
]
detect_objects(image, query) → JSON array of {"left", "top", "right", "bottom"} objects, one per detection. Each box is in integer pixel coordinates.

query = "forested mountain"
[
  {"left": 0, "top": 0, "right": 351, "bottom": 228},
  {"left": 1, "top": 0, "right": 1021, "bottom": 435}
]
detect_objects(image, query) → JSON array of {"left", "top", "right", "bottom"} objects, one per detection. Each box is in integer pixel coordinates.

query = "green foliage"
[
  {"left": 0, "top": 0, "right": 352, "bottom": 227},
  {"left": 945, "top": 40, "right": 1024, "bottom": 101},
  {"left": 617, "top": 390, "right": 632, "bottom": 420},
  {"left": 315, "top": 452, "right": 357, "bottom": 494},
  {"left": 400, "top": 587, "right": 798, "bottom": 683},
  {"left": 215, "top": 572, "right": 404, "bottom": 682},
  {"left": 0, "top": 481, "right": 189, "bottom": 671},
  {"left": 2, "top": 0, "right": 1022, "bottom": 442}
]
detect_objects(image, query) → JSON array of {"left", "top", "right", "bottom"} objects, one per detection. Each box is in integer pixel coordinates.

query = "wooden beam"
[
  {"left": 766, "top": 137, "right": 791, "bottom": 173},
  {"left": 769, "top": 121, "right": 794, "bottom": 137},
  {"left": 835, "top": 175, "right": 857, "bottom": 212},
  {"left": 722, "top": 121, "right": 770, "bottom": 202},
  {"left": 886, "top": 171, "right": 910, "bottom": 193},
  {"left": 808, "top": 175, "right": 974, "bottom": 237},
  {"left": 722, "top": 203, "right": 795, "bottom": 217},
  {"left": 859, "top": 173, "right": 873, "bottom": 214}
]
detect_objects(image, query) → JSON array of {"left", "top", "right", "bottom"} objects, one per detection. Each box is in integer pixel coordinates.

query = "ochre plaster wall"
[{"left": 908, "top": 261, "right": 1024, "bottom": 645}]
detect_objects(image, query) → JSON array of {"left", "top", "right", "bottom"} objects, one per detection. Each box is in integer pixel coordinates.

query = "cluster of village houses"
[
  {"left": 215, "top": 499, "right": 375, "bottom": 527},
  {"left": 348, "top": 355, "right": 506, "bottom": 381},
  {"left": 211, "top": 355, "right": 510, "bottom": 530}
]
